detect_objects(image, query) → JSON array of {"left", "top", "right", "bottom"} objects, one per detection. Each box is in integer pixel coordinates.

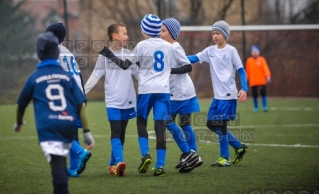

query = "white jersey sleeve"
[
  {"left": 231, "top": 47, "right": 244, "bottom": 70},
  {"left": 196, "top": 46, "right": 211, "bottom": 64},
  {"left": 58, "top": 45, "right": 84, "bottom": 94},
  {"left": 170, "top": 42, "right": 196, "bottom": 100}
]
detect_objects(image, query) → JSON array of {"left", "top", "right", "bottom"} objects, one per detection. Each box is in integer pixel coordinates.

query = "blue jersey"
[{"left": 17, "top": 60, "right": 86, "bottom": 143}]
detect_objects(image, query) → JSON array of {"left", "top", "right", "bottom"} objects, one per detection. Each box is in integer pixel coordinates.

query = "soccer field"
[{"left": 0, "top": 98, "right": 319, "bottom": 194}]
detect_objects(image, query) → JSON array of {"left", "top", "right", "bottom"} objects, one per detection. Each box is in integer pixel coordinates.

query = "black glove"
[{"left": 99, "top": 46, "right": 133, "bottom": 70}]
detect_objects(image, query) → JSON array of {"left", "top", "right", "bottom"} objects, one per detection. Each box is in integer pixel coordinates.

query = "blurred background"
[{"left": 0, "top": 0, "right": 318, "bottom": 103}]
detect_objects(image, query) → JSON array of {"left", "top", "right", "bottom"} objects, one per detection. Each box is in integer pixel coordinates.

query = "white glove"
[
  {"left": 13, "top": 121, "right": 26, "bottom": 132},
  {"left": 83, "top": 130, "right": 95, "bottom": 150}
]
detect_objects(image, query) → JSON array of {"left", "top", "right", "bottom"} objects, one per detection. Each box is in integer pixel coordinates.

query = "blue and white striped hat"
[
  {"left": 141, "top": 14, "right": 162, "bottom": 37},
  {"left": 211, "top": 20, "right": 230, "bottom": 41},
  {"left": 162, "top": 18, "right": 180, "bottom": 40}
]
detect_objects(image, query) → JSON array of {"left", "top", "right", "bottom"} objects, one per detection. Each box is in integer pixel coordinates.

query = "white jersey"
[
  {"left": 196, "top": 44, "right": 243, "bottom": 100},
  {"left": 170, "top": 42, "right": 196, "bottom": 101},
  {"left": 132, "top": 38, "right": 173, "bottom": 94},
  {"left": 58, "top": 45, "right": 83, "bottom": 93},
  {"left": 91, "top": 48, "right": 136, "bottom": 109}
]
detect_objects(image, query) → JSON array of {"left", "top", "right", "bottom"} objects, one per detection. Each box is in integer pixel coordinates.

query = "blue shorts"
[
  {"left": 106, "top": 107, "right": 136, "bottom": 121},
  {"left": 170, "top": 97, "right": 200, "bottom": 115},
  {"left": 207, "top": 99, "right": 237, "bottom": 121},
  {"left": 137, "top": 93, "right": 170, "bottom": 121}
]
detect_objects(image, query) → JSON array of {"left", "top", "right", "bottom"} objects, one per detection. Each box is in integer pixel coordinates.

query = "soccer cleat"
[
  {"left": 178, "top": 156, "right": 203, "bottom": 173},
  {"left": 76, "top": 149, "right": 92, "bottom": 174},
  {"left": 138, "top": 154, "right": 152, "bottom": 173},
  {"left": 175, "top": 149, "right": 198, "bottom": 169},
  {"left": 152, "top": 167, "right": 166, "bottom": 177},
  {"left": 67, "top": 168, "right": 79, "bottom": 177},
  {"left": 108, "top": 165, "right": 117, "bottom": 175},
  {"left": 211, "top": 157, "right": 231, "bottom": 167},
  {"left": 253, "top": 108, "right": 259, "bottom": 112},
  {"left": 116, "top": 162, "right": 126, "bottom": 176},
  {"left": 232, "top": 144, "right": 248, "bottom": 164},
  {"left": 263, "top": 107, "right": 268, "bottom": 112}
]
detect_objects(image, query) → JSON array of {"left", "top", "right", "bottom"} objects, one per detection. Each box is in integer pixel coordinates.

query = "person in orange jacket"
[{"left": 245, "top": 45, "right": 271, "bottom": 112}]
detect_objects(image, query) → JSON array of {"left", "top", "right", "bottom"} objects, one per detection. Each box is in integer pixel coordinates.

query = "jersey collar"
[{"left": 37, "top": 59, "right": 60, "bottom": 68}]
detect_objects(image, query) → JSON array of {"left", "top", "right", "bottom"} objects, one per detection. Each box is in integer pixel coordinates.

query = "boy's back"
[
  {"left": 135, "top": 38, "right": 173, "bottom": 94},
  {"left": 18, "top": 64, "right": 85, "bottom": 143}
]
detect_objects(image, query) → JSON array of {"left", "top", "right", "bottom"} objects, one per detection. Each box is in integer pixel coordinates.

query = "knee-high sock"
[
  {"left": 182, "top": 125, "right": 198, "bottom": 153},
  {"left": 156, "top": 149, "right": 166, "bottom": 168},
  {"left": 111, "top": 138, "right": 123, "bottom": 164},
  {"left": 253, "top": 97, "right": 258, "bottom": 109},
  {"left": 109, "top": 150, "right": 116, "bottom": 166},
  {"left": 138, "top": 137, "right": 149, "bottom": 156},
  {"left": 216, "top": 129, "right": 229, "bottom": 160},
  {"left": 69, "top": 140, "right": 83, "bottom": 170},
  {"left": 227, "top": 131, "right": 241, "bottom": 149},
  {"left": 262, "top": 96, "right": 267, "bottom": 108},
  {"left": 166, "top": 122, "right": 190, "bottom": 154}
]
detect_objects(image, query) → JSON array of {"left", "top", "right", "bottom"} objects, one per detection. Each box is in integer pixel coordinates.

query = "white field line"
[{"left": 1, "top": 123, "right": 319, "bottom": 148}]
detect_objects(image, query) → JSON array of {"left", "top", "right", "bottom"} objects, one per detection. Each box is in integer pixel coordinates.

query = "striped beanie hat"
[
  {"left": 162, "top": 18, "right": 180, "bottom": 40},
  {"left": 141, "top": 14, "right": 162, "bottom": 37},
  {"left": 211, "top": 20, "right": 230, "bottom": 41}
]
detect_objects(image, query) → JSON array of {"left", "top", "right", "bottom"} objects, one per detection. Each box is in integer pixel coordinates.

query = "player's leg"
[
  {"left": 167, "top": 100, "right": 192, "bottom": 154},
  {"left": 120, "top": 120, "right": 129, "bottom": 146},
  {"left": 167, "top": 100, "right": 198, "bottom": 170},
  {"left": 74, "top": 119, "right": 91, "bottom": 175},
  {"left": 260, "top": 85, "right": 268, "bottom": 111},
  {"left": 166, "top": 118, "right": 192, "bottom": 155},
  {"left": 67, "top": 130, "right": 80, "bottom": 177},
  {"left": 153, "top": 120, "right": 166, "bottom": 176},
  {"left": 107, "top": 108, "right": 130, "bottom": 176},
  {"left": 252, "top": 86, "right": 259, "bottom": 112},
  {"left": 152, "top": 93, "right": 170, "bottom": 176},
  {"left": 50, "top": 154, "right": 69, "bottom": 194},
  {"left": 206, "top": 99, "right": 231, "bottom": 167},
  {"left": 180, "top": 114, "right": 197, "bottom": 152},
  {"left": 136, "top": 94, "right": 153, "bottom": 173}
]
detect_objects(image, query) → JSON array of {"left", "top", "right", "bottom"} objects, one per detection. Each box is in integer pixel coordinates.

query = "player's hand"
[
  {"left": 13, "top": 121, "right": 25, "bottom": 132},
  {"left": 83, "top": 130, "right": 95, "bottom": 150},
  {"left": 266, "top": 77, "right": 271, "bottom": 84},
  {"left": 238, "top": 90, "right": 247, "bottom": 102}
]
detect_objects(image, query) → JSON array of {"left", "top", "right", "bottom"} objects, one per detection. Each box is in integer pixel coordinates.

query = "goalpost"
[{"left": 181, "top": 24, "right": 319, "bottom": 31}]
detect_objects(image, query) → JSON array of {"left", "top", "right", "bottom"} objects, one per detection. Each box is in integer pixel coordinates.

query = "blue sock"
[
  {"left": 182, "top": 125, "right": 198, "bottom": 153},
  {"left": 69, "top": 140, "right": 83, "bottom": 170},
  {"left": 138, "top": 137, "right": 149, "bottom": 156},
  {"left": 166, "top": 122, "right": 190, "bottom": 154},
  {"left": 111, "top": 138, "right": 123, "bottom": 164},
  {"left": 109, "top": 150, "right": 116, "bottom": 166},
  {"left": 227, "top": 131, "right": 242, "bottom": 149},
  {"left": 156, "top": 149, "right": 166, "bottom": 168},
  {"left": 253, "top": 97, "right": 258, "bottom": 109},
  {"left": 216, "top": 129, "right": 229, "bottom": 160},
  {"left": 262, "top": 96, "right": 267, "bottom": 108}
]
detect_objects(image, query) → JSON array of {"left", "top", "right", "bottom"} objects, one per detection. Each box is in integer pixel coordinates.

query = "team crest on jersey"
[{"left": 222, "top": 54, "right": 227, "bottom": 60}]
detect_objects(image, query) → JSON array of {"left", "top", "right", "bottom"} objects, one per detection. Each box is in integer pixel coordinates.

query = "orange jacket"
[{"left": 245, "top": 56, "right": 271, "bottom": 87}]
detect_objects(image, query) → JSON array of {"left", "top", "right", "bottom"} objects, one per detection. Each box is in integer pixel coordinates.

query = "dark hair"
[{"left": 107, "top": 23, "right": 127, "bottom": 41}]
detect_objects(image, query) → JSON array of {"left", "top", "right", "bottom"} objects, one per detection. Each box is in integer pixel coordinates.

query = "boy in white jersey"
[
  {"left": 46, "top": 23, "right": 92, "bottom": 177},
  {"left": 188, "top": 20, "right": 249, "bottom": 167},
  {"left": 101, "top": 14, "right": 199, "bottom": 176},
  {"left": 160, "top": 18, "right": 203, "bottom": 173},
  {"left": 84, "top": 23, "right": 136, "bottom": 176}
]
